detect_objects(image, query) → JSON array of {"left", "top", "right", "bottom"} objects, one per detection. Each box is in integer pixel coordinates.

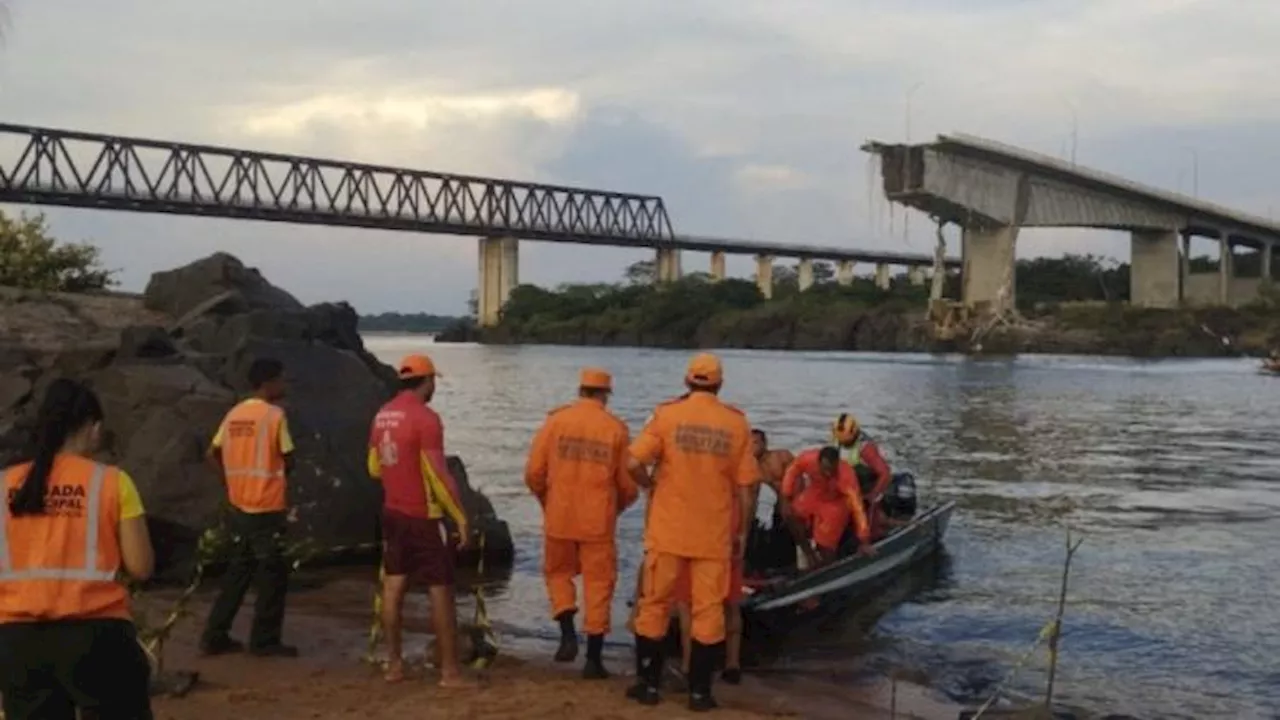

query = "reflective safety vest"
[
  {"left": 842, "top": 437, "right": 879, "bottom": 497},
  {"left": 0, "top": 458, "right": 131, "bottom": 623},
  {"left": 843, "top": 438, "right": 867, "bottom": 469},
  {"left": 219, "top": 400, "right": 288, "bottom": 513}
]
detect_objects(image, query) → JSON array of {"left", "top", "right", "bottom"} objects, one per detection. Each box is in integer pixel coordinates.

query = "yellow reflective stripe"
[
  {"left": 0, "top": 463, "right": 118, "bottom": 583},
  {"left": 421, "top": 453, "right": 465, "bottom": 526}
]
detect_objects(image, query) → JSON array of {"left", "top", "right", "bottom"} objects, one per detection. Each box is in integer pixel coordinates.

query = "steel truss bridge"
[{"left": 0, "top": 123, "right": 675, "bottom": 247}]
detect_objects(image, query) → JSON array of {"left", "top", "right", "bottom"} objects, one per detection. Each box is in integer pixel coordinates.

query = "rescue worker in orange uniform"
[
  {"left": 368, "top": 354, "right": 475, "bottom": 687},
  {"left": 0, "top": 378, "right": 156, "bottom": 719},
  {"left": 831, "top": 414, "right": 894, "bottom": 538},
  {"left": 626, "top": 353, "right": 759, "bottom": 711},
  {"left": 781, "top": 446, "right": 875, "bottom": 564},
  {"left": 201, "top": 357, "right": 299, "bottom": 658},
  {"left": 672, "top": 427, "right": 794, "bottom": 687},
  {"left": 525, "top": 368, "right": 638, "bottom": 679}
]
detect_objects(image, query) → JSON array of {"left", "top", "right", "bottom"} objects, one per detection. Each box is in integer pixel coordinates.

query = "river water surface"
[{"left": 362, "top": 336, "right": 1280, "bottom": 719}]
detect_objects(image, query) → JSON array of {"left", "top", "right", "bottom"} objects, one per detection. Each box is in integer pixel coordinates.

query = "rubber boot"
[
  {"left": 687, "top": 641, "right": 719, "bottom": 712},
  {"left": 582, "top": 634, "right": 609, "bottom": 679},
  {"left": 554, "top": 610, "right": 578, "bottom": 663},
  {"left": 624, "top": 635, "right": 662, "bottom": 706}
]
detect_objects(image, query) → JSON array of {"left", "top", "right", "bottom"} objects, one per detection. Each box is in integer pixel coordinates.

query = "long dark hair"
[{"left": 8, "top": 378, "right": 104, "bottom": 517}]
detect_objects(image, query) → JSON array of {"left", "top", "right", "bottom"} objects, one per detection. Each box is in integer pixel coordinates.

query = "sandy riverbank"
[{"left": 139, "top": 582, "right": 961, "bottom": 720}]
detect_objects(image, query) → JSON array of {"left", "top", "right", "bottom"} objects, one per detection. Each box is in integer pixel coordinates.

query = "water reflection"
[{"left": 361, "top": 338, "right": 1280, "bottom": 719}]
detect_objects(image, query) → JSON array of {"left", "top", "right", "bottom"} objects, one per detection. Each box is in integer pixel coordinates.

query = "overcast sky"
[{"left": 3, "top": 0, "right": 1280, "bottom": 314}]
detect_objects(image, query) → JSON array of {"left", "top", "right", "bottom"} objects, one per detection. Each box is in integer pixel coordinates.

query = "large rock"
[{"left": 0, "top": 254, "right": 513, "bottom": 580}]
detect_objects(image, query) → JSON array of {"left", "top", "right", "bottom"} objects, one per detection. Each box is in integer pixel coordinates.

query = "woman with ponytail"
[{"left": 0, "top": 378, "right": 155, "bottom": 719}]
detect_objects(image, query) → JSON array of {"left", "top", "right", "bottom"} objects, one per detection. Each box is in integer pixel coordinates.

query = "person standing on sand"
[
  {"left": 525, "top": 368, "right": 638, "bottom": 679},
  {"left": 367, "top": 354, "right": 476, "bottom": 687},
  {"left": 626, "top": 353, "right": 760, "bottom": 712},
  {"left": 671, "top": 428, "right": 785, "bottom": 689},
  {"left": 0, "top": 379, "right": 156, "bottom": 719},
  {"left": 200, "top": 357, "right": 299, "bottom": 658}
]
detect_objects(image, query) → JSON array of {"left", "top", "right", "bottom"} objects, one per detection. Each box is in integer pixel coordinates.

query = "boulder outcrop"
[{"left": 0, "top": 253, "right": 513, "bottom": 580}]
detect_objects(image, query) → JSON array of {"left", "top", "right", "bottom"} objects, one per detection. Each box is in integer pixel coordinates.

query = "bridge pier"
[
  {"left": 908, "top": 266, "right": 926, "bottom": 286},
  {"left": 656, "top": 247, "right": 683, "bottom": 283},
  {"left": 1220, "top": 236, "right": 1234, "bottom": 305},
  {"left": 874, "top": 263, "right": 891, "bottom": 290},
  {"left": 798, "top": 258, "right": 814, "bottom": 291},
  {"left": 961, "top": 225, "right": 1019, "bottom": 315},
  {"left": 837, "top": 260, "right": 855, "bottom": 286},
  {"left": 1130, "top": 230, "right": 1180, "bottom": 309},
  {"left": 709, "top": 251, "right": 726, "bottom": 282},
  {"left": 1265, "top": 243, "right": 1274, "bottom": 281},
  {"left": 477, "top": 236, "right": 518, "bottom": 327},
  {"left": 755, "top": 255, "right": 774, "bottom": 299}
]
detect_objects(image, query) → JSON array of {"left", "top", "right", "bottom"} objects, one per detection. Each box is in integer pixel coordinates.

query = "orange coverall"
[
  {"left": 525, "top": 397, "right": 638, "bottom": 636},
  {"left": 631, "top": 393, "right": 759, "bottom": 645},
  {"left": 781, "top": 448, "right": 871, "bottom": 552}
]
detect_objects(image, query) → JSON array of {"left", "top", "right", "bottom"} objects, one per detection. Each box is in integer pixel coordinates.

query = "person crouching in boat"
[
  {"left": 780, "top": 446, "right": 876, "bottom": 565},
  {"left": 831, "top": 413, "right": 895, "bottom": 538},
  {"left": 525, "top": 368, "right": 638, "bottom": 679}
]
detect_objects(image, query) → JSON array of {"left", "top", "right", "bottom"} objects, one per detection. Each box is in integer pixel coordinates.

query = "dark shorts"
[
  {"left": 0, "top": 618, "right": 153, "bottom": 720},
  {"left": 382, "top": 509, "right": 455, "bottom": 588}
]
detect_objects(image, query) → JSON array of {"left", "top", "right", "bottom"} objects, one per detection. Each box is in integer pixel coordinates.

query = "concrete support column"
[
  {"left": 797, "top": 258, "right": 814, "bottom": 291},
  {"left": 1218, "top": 234, "right": 1232, "bottom": 306},
  {"left": 1180, "top": 232, "right": 1191, "bottom": 303},
  {"left": 874, "top": 263, "right": 890, "bottom": 290},
  {"left": 908, "top": 266, "right": 926, "bottom": 286},
  {"left": 837, "top": 260, "right": 855, "bottom": 286},
  {"left": 709, "top": 251, "right": 726, "bottom": 282},
  {"left": 961, "top": 225, "right": 1020, "bottom": 315},
  {"left": 1129, "top": 229, "right": 1180, "bottom": 308},
  {"left": 755, "top": 254, "right": 774, "bottom": 299},
  {"left": 1264, "top": 243, "right": 1273, "bottom": 280},
  {"left": 476, "top": 236, "right": 519, "bottom": 327},
  {"left": 655, "top": 247, "right": 683, "bottom": 283}
]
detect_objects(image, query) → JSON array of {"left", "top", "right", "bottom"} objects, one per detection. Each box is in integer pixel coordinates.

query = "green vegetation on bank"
[
  {"left": 441, "top": 255, "right": 1280, "bottom": 356},
  {"left": 357, "top": 311, "right": 467, "bottom": 334},
  {"left": 0, "top": 209, "right": 117, "bottom": 292}
]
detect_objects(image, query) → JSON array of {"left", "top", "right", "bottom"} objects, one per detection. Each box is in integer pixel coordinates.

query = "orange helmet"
[{"left": 832, "top": 413, "right": 860, "bottom": 445}]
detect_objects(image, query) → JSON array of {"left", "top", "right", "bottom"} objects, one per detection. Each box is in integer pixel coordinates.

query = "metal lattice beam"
[{"left": 0, "top": 123, "right": 676, "bottom": 246}]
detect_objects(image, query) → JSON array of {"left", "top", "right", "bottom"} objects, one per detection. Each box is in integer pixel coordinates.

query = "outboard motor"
[{"left": 880, "top": 472, "right": 918, "bottom": 519}]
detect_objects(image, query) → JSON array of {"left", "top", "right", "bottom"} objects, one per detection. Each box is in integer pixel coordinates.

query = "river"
[{"left": 361, "top": 335, "right": 1280, "bottom": 719}]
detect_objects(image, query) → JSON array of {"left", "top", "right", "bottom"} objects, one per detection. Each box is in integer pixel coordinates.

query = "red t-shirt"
[{"left": 368, "top": 391, "right": 464, "bottom": 521}]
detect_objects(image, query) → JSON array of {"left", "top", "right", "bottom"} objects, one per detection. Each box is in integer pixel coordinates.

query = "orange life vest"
[
  {"left": 218, "top": 399, "right": 288, "bottom": 513},
  {"left": 0, "top": 456, "right": 131, "bottom": 623}
]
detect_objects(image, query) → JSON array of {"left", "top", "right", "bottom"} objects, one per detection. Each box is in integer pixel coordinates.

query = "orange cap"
[
  {"left": 398, "top": 354, "right": 439, "bottom": 379},
  {"left": 685, "top": 352, "right": 723, "bottom": 387},
  {"left": 579, "top": 367, "right": 613, "bottom": 391}
]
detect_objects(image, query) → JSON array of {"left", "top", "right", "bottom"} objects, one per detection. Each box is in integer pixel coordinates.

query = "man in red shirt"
[{"left": 367, "top": 354, "right": 474, "bottom": 687}]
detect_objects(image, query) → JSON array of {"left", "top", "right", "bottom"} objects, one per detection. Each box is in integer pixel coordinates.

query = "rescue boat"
[{"left": 738, "top": 498, "right": 955, "bottom": 619}]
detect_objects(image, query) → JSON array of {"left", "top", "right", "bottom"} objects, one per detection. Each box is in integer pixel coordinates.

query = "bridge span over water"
[
  {"left": 0, "top": 123, "right": 953, "bottom": 325},
  {"left": 865, "top": 133, "right": 1280, "bottom": 313}
]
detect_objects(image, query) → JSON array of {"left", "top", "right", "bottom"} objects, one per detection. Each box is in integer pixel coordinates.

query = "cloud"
[{"left": 2, "top": 0, "right": 1279, "bottom": 311}]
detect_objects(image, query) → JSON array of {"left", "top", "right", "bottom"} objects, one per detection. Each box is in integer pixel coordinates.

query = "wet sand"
[{"left": 139, "top": 579, "right": 961, "bottom": 720}]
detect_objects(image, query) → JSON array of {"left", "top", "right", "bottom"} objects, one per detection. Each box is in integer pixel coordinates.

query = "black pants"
[
  {"left": 201, "top": 509, "right": 289, "bottom": 650},
  {"left": 0, "top": 618, "right": 153, "bottom": 720}
]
